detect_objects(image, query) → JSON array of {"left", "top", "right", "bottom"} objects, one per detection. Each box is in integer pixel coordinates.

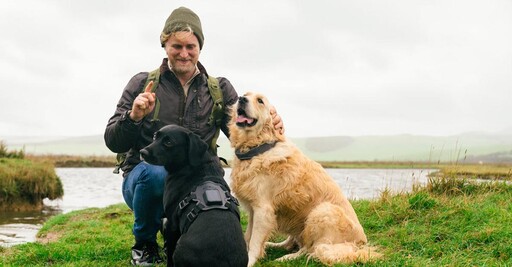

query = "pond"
[{"left": 0, "top": 167, "right": 435, "bottom": 247}]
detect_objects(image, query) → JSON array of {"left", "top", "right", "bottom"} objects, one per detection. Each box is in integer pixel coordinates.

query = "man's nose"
[{"left": 178, "top": 48, "right": 189, "bottom": 58}]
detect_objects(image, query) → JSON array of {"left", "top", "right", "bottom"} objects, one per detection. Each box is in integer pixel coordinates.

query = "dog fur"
[
  {"left": 228, "top": 92, "right": 381, "bottom": 266},
  {"left": 140, "top": 125, "right": 248, "bottom": 267}
]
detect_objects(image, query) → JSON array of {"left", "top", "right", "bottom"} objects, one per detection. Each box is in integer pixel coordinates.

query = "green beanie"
[{"left": 161, "top": 7, "right": 204, "bottom": 49}]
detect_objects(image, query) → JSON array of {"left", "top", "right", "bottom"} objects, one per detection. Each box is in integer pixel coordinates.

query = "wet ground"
[{"left": 0, "top": 167, "right": 434, "bottom": 247}]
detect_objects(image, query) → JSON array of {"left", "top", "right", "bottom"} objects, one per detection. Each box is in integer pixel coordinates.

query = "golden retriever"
[{"left": 228, "top": 92, "right": 380, "bottom": 266}]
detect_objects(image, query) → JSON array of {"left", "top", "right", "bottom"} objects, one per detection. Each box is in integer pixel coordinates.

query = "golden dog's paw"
[{"left": 275, "top": 248, "right": 307, "bottom": 262}]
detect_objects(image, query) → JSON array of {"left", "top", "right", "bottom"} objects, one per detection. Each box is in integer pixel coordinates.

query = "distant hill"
[{"left": 3, "top": 132, "right": 512, "bottom": 163}]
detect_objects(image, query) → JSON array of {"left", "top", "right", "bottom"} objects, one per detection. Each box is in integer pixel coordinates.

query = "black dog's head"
[{"left": 140, "top": 125, "right": 209, "bottom": 172}]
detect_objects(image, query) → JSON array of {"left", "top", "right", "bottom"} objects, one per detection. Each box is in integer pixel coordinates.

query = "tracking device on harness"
[{"left": 177, "top": 181, "right": 240, "bottom": 233}]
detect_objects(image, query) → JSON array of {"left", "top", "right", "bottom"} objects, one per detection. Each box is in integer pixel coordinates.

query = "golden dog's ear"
[{"left": 187, "top": 132, "right": 208, "bottom": 167}]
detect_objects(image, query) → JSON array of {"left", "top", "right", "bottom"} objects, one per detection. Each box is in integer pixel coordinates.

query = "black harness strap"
[{"left": 177, "top": 181, "right": 240, "bottom": 233}]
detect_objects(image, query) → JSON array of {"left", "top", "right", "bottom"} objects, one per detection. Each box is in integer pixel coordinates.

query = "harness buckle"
[
  {"left": 179, "top": 199, "right": 189, "bottom": 210},
  {"left": 231, "top": 195, "right": 240, "bottom": 206},
  {"left": 186, "top": 210, "right": 198, "bottom": 222}
]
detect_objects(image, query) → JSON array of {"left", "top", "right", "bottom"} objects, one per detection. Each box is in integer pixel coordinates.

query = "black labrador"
[{"left": 140, "top": 125, "right": 248, "bottom": 267}]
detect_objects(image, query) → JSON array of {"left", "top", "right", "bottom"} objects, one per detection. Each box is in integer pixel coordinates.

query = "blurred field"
[{"left": 4, "top": 132, "right": 512, "bottom": 163}]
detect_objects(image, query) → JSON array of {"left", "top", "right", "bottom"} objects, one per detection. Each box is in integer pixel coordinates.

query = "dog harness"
[
  {"left": 235, "top": 141, "right": 277, "bottom": 160},
  {"left": 177, "top": 180, "right": 240, "bottom": 233}
]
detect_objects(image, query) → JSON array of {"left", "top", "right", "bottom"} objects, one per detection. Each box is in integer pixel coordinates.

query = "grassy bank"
[
  {"left": 26, "top": 154, "right": 117, "bottom": 168},
  {"left": 1, "top": 171, "right": 511, "bottom": 266},
  {"left": 0, "top": 143, "right": 64, "bottom": 211},
  {"left": 434, "top": 164, "right": 512, "bottom": 180}
]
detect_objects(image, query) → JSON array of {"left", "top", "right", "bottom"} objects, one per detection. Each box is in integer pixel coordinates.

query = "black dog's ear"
[{"left": 187, "top": 132, "right": 208, "bottom": 167}]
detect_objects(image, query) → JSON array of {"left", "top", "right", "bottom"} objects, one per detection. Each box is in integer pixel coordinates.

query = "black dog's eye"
[
  {"left": 164, "top": 140, "right": 173, "bottom": 148},
  {"left": 162, "top": 136, "right": 174, "bottom": 148},
  {"left": 257, "top": 98, "right": 264, "bottom": 104}
]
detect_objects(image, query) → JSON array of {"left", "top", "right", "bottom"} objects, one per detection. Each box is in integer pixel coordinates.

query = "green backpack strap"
[
  {"left": 113, "top": 68, "right": 161, "bottom": 174},
  {"left": 207, "top": 76, "right": 224, "bottom": 155}
]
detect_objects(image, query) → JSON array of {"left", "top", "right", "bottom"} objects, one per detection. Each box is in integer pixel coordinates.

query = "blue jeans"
[{"left": 122, "top": 162, "right": 167, "bottom": 244}]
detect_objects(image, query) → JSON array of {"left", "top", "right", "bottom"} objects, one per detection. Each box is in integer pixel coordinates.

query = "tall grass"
[
  {"left": 0, "top": 141, "right": 24, "bottom": 159},
  {"left": 0, "top": 141, "right": 63, "bottom": 211}
]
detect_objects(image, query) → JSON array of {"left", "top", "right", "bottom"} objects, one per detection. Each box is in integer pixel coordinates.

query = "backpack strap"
[{"left": 207, "top": 76, "right": 224, "bottom": 155}]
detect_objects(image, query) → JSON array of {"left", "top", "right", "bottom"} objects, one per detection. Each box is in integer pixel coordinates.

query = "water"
[{"left": 0, "top": 167, "right": 434, "bottom": 247}]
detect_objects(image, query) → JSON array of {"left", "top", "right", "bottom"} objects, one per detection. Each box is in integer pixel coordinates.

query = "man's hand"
[
  {"left": 130, "top": 81, "right": 156, "bottom": 122},
  {"left": 270, "top": 105, "right": 284, "bottom": 135}
]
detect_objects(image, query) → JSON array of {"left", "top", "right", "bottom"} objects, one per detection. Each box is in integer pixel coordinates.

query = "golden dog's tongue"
[{"left": 237, "top": 115, "right": 254, "bottom": 124}]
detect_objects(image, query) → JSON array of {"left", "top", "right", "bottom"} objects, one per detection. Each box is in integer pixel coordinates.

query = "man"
[{"left": 104, "top": 7, "right": 283, "bottom": 265}]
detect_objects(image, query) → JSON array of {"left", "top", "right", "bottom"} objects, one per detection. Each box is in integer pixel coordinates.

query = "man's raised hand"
[{"left": 129, "top": 81, "right": 156, "bottom": 122}]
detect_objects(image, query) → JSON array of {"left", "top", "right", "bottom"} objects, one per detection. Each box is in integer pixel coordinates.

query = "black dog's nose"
[{"left": 238, "top": 96, "right": 248, "bottom": 105}]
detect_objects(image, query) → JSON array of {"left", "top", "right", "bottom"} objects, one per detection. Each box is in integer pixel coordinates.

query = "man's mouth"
[{"left": 236, "top": 108, "right": 257, "bottom": 127}]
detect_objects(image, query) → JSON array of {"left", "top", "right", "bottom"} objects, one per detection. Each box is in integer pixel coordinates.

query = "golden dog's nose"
[{"left": 238, "top": 96, "right": 248, "bottom": 105}]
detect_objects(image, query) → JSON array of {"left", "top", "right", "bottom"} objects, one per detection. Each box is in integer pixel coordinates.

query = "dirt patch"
[{"left": 37, "top": 232, "right": 61, "bottom": 244}]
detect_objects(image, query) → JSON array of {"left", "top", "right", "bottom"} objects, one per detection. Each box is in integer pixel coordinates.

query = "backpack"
[{"left": 113, "top": 67, "right": 224, "bottom": 174}]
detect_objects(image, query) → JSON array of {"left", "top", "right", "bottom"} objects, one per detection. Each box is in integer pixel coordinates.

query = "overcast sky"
[{"left": 1, "top": 0, "right": 511, "bottom": 139}]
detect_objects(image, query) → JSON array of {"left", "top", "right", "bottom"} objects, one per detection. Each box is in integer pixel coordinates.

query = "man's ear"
[{"left": 187, "top": 132, "right": 208, "bottom": 167}]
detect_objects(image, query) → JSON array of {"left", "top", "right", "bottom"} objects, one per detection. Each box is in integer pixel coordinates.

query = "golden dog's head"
[{"left": 228, "top": 92, "right": 285, "bottom": 151}]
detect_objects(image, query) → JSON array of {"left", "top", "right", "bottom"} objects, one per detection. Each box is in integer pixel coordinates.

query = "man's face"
[{"left": 164, "top": 31, "right": 200, "bottom": 77}]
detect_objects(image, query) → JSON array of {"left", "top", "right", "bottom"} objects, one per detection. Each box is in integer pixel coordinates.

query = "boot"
[{"left": 131, "top": 241, "right": 163, "bottom": 266}]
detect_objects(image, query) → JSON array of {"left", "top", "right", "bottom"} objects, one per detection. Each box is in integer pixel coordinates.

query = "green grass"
[
  {"left": 1, "top": 204, "right": 138, "bottom": 266},
  {"left": 2, "top": 173, "right": 512, "bottom": 266}
]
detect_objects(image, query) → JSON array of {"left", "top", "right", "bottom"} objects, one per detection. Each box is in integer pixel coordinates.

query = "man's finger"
[
  {"left": 269, "top": 105, "right": 277, "bottom": 115},
  {"left": 144, "top": 81, "right": 154, "bottom": 93}
]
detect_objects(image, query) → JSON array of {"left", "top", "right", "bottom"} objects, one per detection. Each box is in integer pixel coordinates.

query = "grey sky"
[{"left": 1, "top": 0, "right": 511, "bottom": 138}]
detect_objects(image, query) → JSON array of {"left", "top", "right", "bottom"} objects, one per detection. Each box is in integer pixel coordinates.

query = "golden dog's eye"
[{"left": 257, "top": 98, "right": 264, "bottom": 104}]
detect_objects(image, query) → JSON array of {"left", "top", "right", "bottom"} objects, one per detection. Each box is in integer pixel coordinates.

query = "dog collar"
[{"left": 235, "top": 142, "right": 277, "bottom": 160}]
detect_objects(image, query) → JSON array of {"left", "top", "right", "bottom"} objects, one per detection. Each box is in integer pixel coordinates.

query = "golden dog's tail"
[{"left": 310, "top": 242, "right": 382, "bottom": 266}]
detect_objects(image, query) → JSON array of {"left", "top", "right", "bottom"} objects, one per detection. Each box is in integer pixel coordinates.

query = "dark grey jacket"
[{"left": 104, "top": 59, "right": 238, "bottom": 175}]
